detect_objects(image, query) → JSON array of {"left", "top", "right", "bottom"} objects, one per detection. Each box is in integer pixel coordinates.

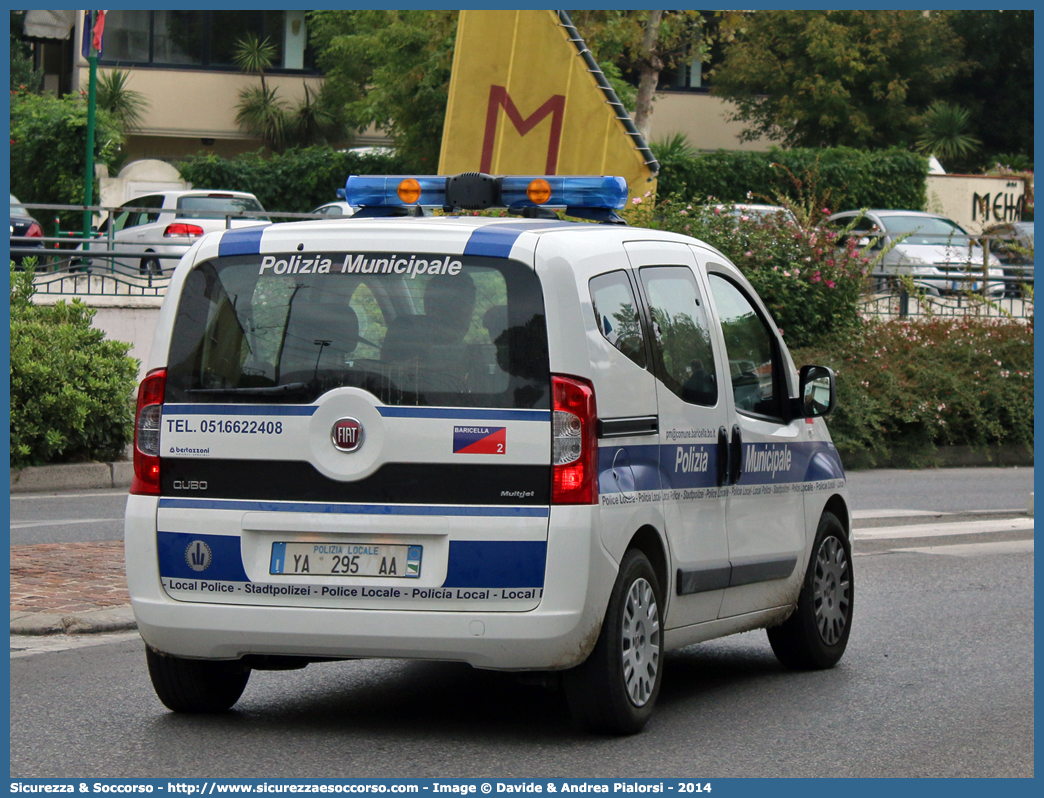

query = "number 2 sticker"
[{"left": 453, "top": 426, "right": 507, "bottom": 454}]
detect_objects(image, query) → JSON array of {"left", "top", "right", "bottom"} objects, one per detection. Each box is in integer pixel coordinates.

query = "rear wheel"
[
  {"left": 146, "top": 646, "right": 250, "bottom": 713},
  {"left": 767, "top": 511, "right": 852, "bottom": 669},
  {"left": 140, "top": 256, "right": 162, "bottom": 276},
  {"left": 564, "top": 549, "right": 663, "bottom": 735}
]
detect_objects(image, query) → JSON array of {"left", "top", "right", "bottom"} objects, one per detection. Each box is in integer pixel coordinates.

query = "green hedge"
[
  {"left": 656, "top": 147, "right": 929, "bottom": 213},
  {"left": 792, "top": 316, "right": 1034, "bottom": 467},
  {"left": 176, "top": 147, "right": 411, "bottom": 214},
  {"left": 10, "top": 264, "right": 139, "bottom": 469},
  {"left": 177, "top": 144, "right": 929, "bottom": 218}
]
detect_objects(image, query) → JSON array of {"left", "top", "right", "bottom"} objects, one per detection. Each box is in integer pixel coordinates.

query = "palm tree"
[
  {"left": 97, "top": 68, "right": 150, "bottom": 131},
  {"left": 916, "top": 102, "right": 982, "bottom": 167},
  {"left": 233, "top": 35, "right": 288, "bottom": 150}
]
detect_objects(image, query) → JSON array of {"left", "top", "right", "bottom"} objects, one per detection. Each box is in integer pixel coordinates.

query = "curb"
[
  {"left": 10, "top": 606, "right": 137, "bottom": 636},
  {"left": 10, "top": 461, "right": 133, "bottom": 494}
]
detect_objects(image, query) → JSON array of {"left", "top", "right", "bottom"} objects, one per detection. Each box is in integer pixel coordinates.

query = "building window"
[{"left": 99, "top": 10, "right": 313, "bottom": 72}]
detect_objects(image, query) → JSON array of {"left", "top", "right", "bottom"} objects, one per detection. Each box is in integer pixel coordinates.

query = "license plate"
[
  {"left": 952, "top": 280, "right": 979, "bottom": 291},
  {"left": 270, "top": 542, "right": 422, "bottom": 578}
]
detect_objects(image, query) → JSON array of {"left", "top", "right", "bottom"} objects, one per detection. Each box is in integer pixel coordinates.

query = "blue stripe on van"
[
  {"left": 218, "top": 227, "right": 265, "bottom": 257},
  {"left": 376, "top": 407, "right": 551, "bottom": 422},
  {"left": 157, "top": 498, "right": 549, "bottom": 518},
  {"left": 163, "top": 405, "right": 318, "bottom": 416},
  {"left": 442, "top": 540, "right": 546, "bottom": 588},
  {"left": 463, "top": 221, "right": 571, "bottom": 258},
  {"left": 463, "top": 227, "right": 525, "bottom": 258},
  {"left": 157, "top": 531, "right": 250, "bottom": 582},
  {"left": 597, "top": 441, "right": 846, "bottom": 494}
]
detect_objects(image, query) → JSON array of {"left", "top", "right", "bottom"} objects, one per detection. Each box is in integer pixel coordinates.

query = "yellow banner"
[{"left": 439, "top": 10, "right": 655, "bottom": 198}]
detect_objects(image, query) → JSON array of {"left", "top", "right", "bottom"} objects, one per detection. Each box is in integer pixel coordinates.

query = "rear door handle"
[
  {"left": 716, "top": 426, "right": 729, "bottom": 487},
  {"left": 729, "top": 424, "right": 743, "bottom": 485}
]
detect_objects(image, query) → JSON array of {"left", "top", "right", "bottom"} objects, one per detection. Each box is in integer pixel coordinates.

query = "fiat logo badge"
[{"left": 331, "top": 417, "right": 364, "bottom": 452}]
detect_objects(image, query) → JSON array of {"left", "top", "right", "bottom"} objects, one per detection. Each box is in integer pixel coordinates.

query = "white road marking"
[
  {"left": 10, "top": 518, "right": 124, "bottom": 529},
  {"left": 852, "top": 509, "right": 951, "bottom": 519},
  {"left": 889, "top": 540, "right": 1034, "bottom": 557},
  {"left": 853, "top": 518, "right": 1034, "bottom": 541},
  {"left": 10, "top": 631, "right": 141, "bottom": 658}
]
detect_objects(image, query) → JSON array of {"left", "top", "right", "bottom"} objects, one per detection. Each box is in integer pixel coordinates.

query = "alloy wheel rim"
[
  {"left": 812, "top": 535, "right": 851, "bottom": 646},
  {"left": 620, "top": 577, "right": 660, "bottom": 707}
]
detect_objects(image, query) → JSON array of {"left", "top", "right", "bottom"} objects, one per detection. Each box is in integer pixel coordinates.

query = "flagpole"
[{"left": 82, "top": 10, "right": 98, "bottom": 240}]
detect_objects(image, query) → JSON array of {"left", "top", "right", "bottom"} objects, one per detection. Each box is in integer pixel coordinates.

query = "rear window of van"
[{"left": 164, "top": 253, "right": 550, "bottom": 409}]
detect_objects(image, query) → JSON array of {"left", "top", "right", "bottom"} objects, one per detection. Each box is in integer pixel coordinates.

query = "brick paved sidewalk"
[{"left": 11, "top": 541, "right": 129, "bottom": 614}]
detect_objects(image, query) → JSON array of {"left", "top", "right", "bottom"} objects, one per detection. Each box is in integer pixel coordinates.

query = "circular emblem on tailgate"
[
  {"left": 332, "top": 417, "right": 364, "bottom": 452},
  {"left": 185, "top": 540, "right": 212, "bottom": 572}
]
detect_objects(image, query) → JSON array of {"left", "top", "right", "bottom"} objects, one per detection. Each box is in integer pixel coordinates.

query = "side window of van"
[
  {"left": 589, "top": 270, "right": 646, "bottom": 368},
  {"left": 639, "top": 266, "right": 718, "bottom": 407},
  {"left": 707, "top": 273, "right": 782, "bottom": 418}
]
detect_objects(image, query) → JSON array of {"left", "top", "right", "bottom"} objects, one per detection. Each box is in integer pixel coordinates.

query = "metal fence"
[
  {"left": 10, "top": 202, "right": 328, "bottom": 298},
  {"left": 11, "top": 203, "right": 1035, "bottom": 322},
  {"left": 860, "top": 279, "right": 1033, "bottom": 321}
]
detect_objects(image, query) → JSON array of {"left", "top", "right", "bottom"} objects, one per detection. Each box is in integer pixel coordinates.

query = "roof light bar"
[
  {"left": 345, "top": 176, "right": 447, "bottom": 207},
  {"left": 343, "top": 173, "right": 628, "bottom": 212},
  {"left": 500, "top": 176, "right": 627, "bottom": 210}
]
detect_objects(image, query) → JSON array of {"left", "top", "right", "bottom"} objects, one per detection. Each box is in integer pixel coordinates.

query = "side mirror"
[{"left": 796, "top": 364, "right": 836, "bottom": 419}]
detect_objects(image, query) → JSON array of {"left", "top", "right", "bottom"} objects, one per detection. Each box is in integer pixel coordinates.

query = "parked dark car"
[
  {"left": 10, "top": 194, "right": 44, "bottom": 268},
  {"left": 982, "top": 221, "right": 1034, "bottom": 296}
]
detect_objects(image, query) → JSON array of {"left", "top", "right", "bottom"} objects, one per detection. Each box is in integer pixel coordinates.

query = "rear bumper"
[{"left": 125, "top": 496, "right": 616, "bottom": 670}]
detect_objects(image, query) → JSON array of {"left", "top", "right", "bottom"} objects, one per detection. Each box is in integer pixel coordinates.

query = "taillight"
[
  {"left": 552, "top": 375, "right": 598, "bottom": 505},
  {"left": 163, "top": 223, "right": 205, "bottom": 237},
  {"left": 131, "top": 368, "right": 167, "bottom": 495},
  {"left": 26, "top": 221, "right": 43, "bottom": 238}
]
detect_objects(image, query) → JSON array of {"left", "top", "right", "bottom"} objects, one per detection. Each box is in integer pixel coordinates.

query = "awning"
[{"left": 23, "top": 10, "right": 77, "bottom": 41}]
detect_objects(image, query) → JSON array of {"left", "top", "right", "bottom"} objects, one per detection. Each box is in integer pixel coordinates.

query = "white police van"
[{"left": 126, "top": 173, "right": 852, "bottom": 734}]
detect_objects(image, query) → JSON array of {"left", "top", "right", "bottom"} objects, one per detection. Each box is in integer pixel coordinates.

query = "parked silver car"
[
  {"left": 83, "top": 190, "right": 269, "bottom": 275},
  {"left": 310, "top": 201, "right": 356, "bottom": 218},
  {"left": 715, "top": 203, "right": 798, "bottom": 226},
  {"left": 826, "top": 210, "right": 1004, "bottom": 296}
]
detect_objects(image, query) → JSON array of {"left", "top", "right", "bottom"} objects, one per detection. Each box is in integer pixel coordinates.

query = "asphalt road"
[
  {"left": 9, "top": 489, "right": 129, "bottom": 545},
  {"left": 844, "top": 466, "right": 1034, "bottom": 513},
  {"left": 9, "top": 540, "right": 1033, "bottom": 778},
  {"left": 7, "top": 467, "right": 1035, "bottom": 545}
]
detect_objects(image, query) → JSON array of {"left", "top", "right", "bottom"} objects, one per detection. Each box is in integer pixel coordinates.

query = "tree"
[
  {"left": 943, "top": 10, "right": 1033, "bottom": 164},
  {"left": 97, "top": 69, "right": 150, "bottom": 131},
  {"left": 915, "top": 101, "right": 981, "bottom": 171},
  {"left": 308, "top": 10, "right": 458, "bottom": 171},
  {"left": 233, "top": 34, "right": 288, "bottom": 149},
  {"left": 710, "top": 11, "right": 965, "bottom": 149},
  {"left": 9, "top": 90, "right": 124, "bottom": 234},
  {"left": 232, "top": 34, "right": 348, "bottom": 151},
  {"left": 9, "top": 11, "right": 41, "bottom": 92},
  {"left": 573, "top": 10, "right": 706, "bottom": 140}
]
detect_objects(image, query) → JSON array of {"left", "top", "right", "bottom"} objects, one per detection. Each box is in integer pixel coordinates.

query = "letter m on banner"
[{"left": 481, "top": 86, "right": 565, "bottom": 175}]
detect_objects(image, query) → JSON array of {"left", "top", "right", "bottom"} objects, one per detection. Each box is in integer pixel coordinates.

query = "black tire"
[
  {"left": 140, "top": 256, "right": 162, "bottom": 276},
  {"left": 767, "top": 511, "right": 853, "bottom": 670},
  {"left": 146, "top": 646, "right": 250, "bottom": 713},
  {"left": 563, "top": 549, "right": 664, "bottom": 735}
]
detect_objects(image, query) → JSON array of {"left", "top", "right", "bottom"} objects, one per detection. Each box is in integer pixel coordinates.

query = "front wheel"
[
  {"left": 767, "top": 511, "right": 853, "bottom": 669},
  {"left": 563, "top": 549, "right": 663, "bottom": 735},
  {"left": 146, "top": 646, "right": 250, "bottom": 713}
]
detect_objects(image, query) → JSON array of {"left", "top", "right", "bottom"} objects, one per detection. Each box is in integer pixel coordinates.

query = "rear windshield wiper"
[{"left": 185, "top": 383, "right": 307, "bottom": 396}]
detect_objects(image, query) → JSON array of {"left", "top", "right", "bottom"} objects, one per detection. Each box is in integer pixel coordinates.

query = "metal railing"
[
  {"left": 12, "top": 203, "right": 1035, "bottom": 320},
  {"left": 860, "top": 271, "right": 1034, "bottom": 321},
  {"left": 10, "top": 202, "right": 336, "bottom": 298}
]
